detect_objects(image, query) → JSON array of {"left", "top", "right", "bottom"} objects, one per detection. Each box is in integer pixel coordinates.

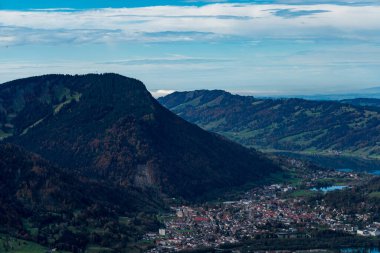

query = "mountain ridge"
[
  {"left": 158, "top": 89, "right": 380, "bottom": 160},
  {"left": 340, "top": 98, "right": 380, "bottom": 109}
]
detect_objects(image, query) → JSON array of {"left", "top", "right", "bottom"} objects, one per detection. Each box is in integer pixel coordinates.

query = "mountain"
[
  {"left": 340, "top": 98, "right": 380, "bottom": 108},
  {"left": 279, "top": 86, "right": 380, "bottom": 101},
  {"left": 158, "top": 90, "right": 380, "bottom": 162},
  {"left": 0, "top": 143, "right": 164, "bottom": 251},
  {"left": 0, "top": 142, "right": 150, "bottom": 222},
  {"left": 0, "top": 74, "right": 280, "bottom": 201}
]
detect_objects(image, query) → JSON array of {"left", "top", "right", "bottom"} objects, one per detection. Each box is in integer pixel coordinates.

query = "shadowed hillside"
[{"left": 0, "top": 143, "right": 165, "bottom": 251}]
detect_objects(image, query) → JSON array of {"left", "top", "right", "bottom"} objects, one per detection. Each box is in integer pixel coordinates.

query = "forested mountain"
[
  {"left": 0, "top": 143, "right": 164, "bottom": 251},
  {"left": 159, "top": 90, "right": 380, "bottom": 160},
  {"left": 0, "top": 74, "right": 280, "bottom": 201},
  {"left": 0, "top": 74, "right": 284, "bottom": 251}
]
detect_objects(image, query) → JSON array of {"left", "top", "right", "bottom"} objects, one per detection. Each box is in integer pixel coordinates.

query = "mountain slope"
[
  {"left": 158, "top": 90, "right": 380, "bottom": 159},
  {"left": 0, "top": 74, "right": 280, "bottom": 200},
  {"left": 0, "top": 142, "right": 163, "bottom": 221},
  {"left": 0, "top": 143, "right": 165, "bottom": 251},
  {"left": 0, "top": 143, "right": 94, "bottom": 228}
]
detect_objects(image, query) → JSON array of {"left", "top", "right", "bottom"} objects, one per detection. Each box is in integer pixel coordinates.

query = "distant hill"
[
  {"left": 282, "top": 86, "right": 380, "bottom": 101},
  {"left": 0, "top": 74, "right": 280, "bottom": 201},
  {"left": 340, "top": 98, "right": 380, "bottom": 108},
  {"left": 158, "top": 90, "right": 380, "bottom": 162}
]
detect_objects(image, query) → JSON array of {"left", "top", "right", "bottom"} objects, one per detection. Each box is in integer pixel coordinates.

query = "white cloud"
[
  {"left": 1, "top": 2, "right": 379, "bottom": 94},
  {"left": 228, "top": 89, "right": 284, "bottom": 96},
  {"left": 100, "top": 55, "right": 232, "bottom": 65},
  {"left": 0, "top": 3, "right": 379, "bottom": 45}
]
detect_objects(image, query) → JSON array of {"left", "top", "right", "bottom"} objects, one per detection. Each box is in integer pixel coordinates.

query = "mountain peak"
[{"left": 1, "top": 74, "right": 280, "bottom": 201}]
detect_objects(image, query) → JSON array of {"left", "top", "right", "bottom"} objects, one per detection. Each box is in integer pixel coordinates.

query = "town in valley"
[{"left": 145, "top": 163, "right": 380, "bottom": 252}]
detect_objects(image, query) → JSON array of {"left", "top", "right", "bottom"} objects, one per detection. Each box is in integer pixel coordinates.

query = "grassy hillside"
[
  {"left": 0, "top": 235, "right": 48, "bottom": 253},
  {"left": 159, "top": 90, "right": 380, "bottom": 162}
]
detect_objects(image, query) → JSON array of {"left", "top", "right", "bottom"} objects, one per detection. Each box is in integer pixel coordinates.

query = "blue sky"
[{"left": 1, "top": 0, "right": 380, "bottom": 96}]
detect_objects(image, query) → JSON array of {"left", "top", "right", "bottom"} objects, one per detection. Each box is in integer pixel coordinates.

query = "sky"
[{"left": 1, "top": 0, "right": 380, "bottom": 96}]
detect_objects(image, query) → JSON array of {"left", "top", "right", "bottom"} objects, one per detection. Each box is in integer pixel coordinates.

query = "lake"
[
  {"left": 311, "top": 185, "right": 347, "bottom": 192},
  {"left": 369, "top": 170, "right": 380, "bottom": 176},
  {"left": 341, "top": 248, "right": 380, "bottom": 253},
  {"left": 337, "top": 168, "right": 353, "bottom": 173},
  {"left": 336, "top": 168, "right": 380, "bottom": 176}
]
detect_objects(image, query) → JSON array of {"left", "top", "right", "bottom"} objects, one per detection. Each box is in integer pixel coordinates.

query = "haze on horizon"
[{"left": 1, "top": 0, "right": 380, "bottom": 96}]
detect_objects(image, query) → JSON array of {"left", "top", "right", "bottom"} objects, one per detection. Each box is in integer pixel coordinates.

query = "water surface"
[
  {"left": 341, "top": 248, "right": 380, "bottom": 253},
  {"left": 311, "top": 185, "right": 347, "bottom": 192}
]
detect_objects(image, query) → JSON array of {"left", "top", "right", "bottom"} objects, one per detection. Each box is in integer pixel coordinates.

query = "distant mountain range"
[
  {"left": 159, "top": 90, "right": 380, "bottom": 167},
  {"left": 275, "top": 87, "right": 380, "bottom": 101},
  {"left": 340, "top": 98, "right": 380, "bottom": 108}
]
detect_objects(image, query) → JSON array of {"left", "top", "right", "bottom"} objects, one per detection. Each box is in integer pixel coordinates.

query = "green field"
[
  {"left": 85, "top": 246, "right": 114, "bottom": 253},
  {"left": 288, "top": 190, "right": 317, "bottom": 198},
  {"left": 0, "top": 235, "right": 47, "bottom": 253},
  {"left": 0, "top": 234, "right": 76, "bottom": 253},
  {"left": 368, "top": 192, "right": 380, "bottom": 199},
  {"left": 0, "top": 235, "right": 123, "bottom": 253}
]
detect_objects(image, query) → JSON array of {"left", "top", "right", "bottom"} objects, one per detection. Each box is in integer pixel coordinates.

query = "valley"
[{"left": 0, "top": 74, "right": 379, "bottom": 253}]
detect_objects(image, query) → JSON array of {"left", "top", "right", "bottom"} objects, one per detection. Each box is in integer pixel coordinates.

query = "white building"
[
  {"left": 176, "top": 209, "right": 184, "bottom": 218},
  {"left": 357, "top": 230, "right": 370, "bottom": 236},
  {"left": 159, "top": 229, "right": 166, "bottom": 236},
  {"left": 368, "top": 229, "right": 380, "bottom": 236}
]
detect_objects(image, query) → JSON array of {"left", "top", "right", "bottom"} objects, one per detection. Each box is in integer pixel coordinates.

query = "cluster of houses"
[
  {"left": 357, "top": 223, "right": 380, "bottom": 237},
  {"left": 145, "top": 168, "right": 377, "bottom": 252}
]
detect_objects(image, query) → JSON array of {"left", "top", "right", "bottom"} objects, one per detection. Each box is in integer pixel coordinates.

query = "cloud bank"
[{"left": 0, "top": 4, "right": 380, "bottom": 45}]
